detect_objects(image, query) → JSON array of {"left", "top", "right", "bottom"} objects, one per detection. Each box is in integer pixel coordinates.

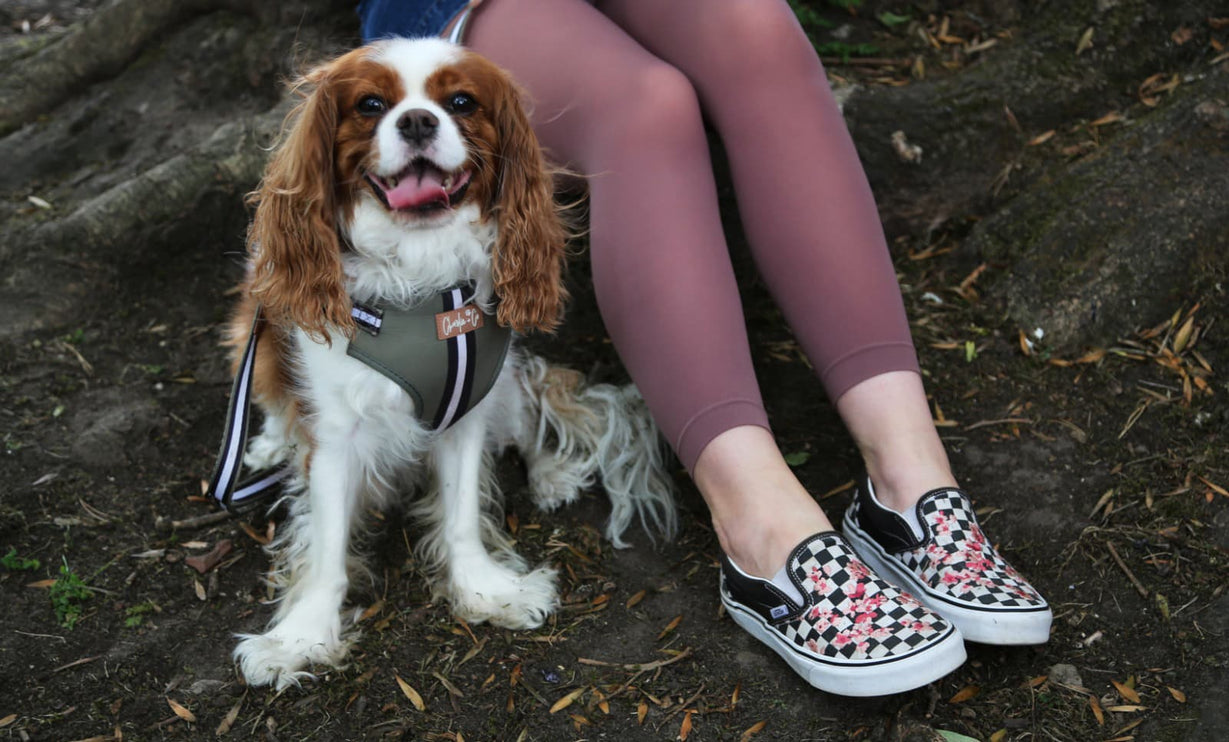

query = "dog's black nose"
[{"left": 397, "top": 108, "right": 439, "bottom": 145}]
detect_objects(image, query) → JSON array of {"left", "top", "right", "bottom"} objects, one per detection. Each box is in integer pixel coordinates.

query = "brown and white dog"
[{"left": 228, "top": 37, "right": 674, "bottom": 689}]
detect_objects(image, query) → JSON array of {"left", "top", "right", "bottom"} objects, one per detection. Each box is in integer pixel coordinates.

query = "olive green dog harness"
[
  {"left": 346, "top": 284, "right": 512, "bottom": 430},
  {"left": 206, "top": 284, "right": 511, "bottom": 513}
]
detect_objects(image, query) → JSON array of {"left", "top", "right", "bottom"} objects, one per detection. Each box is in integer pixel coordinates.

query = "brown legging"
[{"left": 467, "top": 0, "right": 920, "bottom": 472}]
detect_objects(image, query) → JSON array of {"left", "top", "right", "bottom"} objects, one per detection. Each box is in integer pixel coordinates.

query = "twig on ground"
[
  {"left": 963, "top": 417, "right": 1033, "bottom": 431},
  {"left": 656, "top": 682, "right": 707, "bottom": 730},
  {"left": 155, "top": 509, "right": 232, "bottom": 531},
  {"left": 1105, "top": 541, "right": 1149, "bottom": 599},
  {"left": 577, "top": 646, "right": 693, "bottom": 673}
]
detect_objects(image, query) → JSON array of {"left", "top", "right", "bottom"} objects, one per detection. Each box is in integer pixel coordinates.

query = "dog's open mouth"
[{"left": 365, "top": 158, "right": 472, "bottom": 214}]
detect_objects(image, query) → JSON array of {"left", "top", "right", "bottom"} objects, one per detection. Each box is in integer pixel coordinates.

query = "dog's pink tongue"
[{"left": 385, "top": 171, "right": 448, "bottom": 209}]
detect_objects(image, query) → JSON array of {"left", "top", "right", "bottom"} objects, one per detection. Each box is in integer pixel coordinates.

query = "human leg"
[
  {"left": 597, "top": 0, "right": 1051, "bottom": 645},
  {"left": 465, "top": 0, "right": 833, "bottom": 577},
  {"left": 594, "top": 0, "right": 948, "bottom": 504}
]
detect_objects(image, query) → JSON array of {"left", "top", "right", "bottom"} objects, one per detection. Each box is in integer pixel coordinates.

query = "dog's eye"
[
  {"left": 447, "top": 93, "right": 478, "bottom": 116},
  {"left": 356, "top": 95, "right": 387, "bottom": 116}
]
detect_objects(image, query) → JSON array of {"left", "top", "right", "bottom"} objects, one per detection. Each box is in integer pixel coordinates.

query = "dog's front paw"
[
  {"left": 244, "top": 429, "right": 292, "bottom": 471},
  {"left": 449, "top": 564, "right": 558, "bottom": 630},
  {"left": 234, "top": 616, "right": 349, "bottom": 690}
]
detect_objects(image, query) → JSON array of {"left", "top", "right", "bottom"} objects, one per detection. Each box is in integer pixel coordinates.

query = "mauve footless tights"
[{"left": 464, "top": 0, "right": 920, "bottom": 472}]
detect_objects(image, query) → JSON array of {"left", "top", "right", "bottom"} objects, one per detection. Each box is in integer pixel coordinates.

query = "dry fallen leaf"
[
  {"left": 740, "top": 720, "right": 768, "bottom": 741},
  {"left": 1028, "top": 130, "right": 1056, "bottom": 146},
  {"left": 167, "top": 698, "right": 197, "bottom": 723},
  {"left": 550, "top": 687, "right": 585, "bottom": 714},
  {"left": 1199, "top": 476, "right": 1228, "bottom": 497},
  {"left": 637, "top": 700, "right": 648, "bottom": 725},
  {"left": 432, "top": 671, "right": 464, "bottom": 698},
  {"left": 0, "top": 715, "right": 16, "bottom": 728},
  {"left": 679, "top": 710, "right": 694, "bottom": 740},
  {"left": 657, "top": 614, "right": 683, "bottom": 640},
  {"left": 1173, "top": 316, "right": 1196, "bottom": 353},
  {"left": 1112, "top": 679, "right": 1141, "bottom": 704},
  {"left": 949, "top": 685, "right": 980, "bottom": 704},
  {"left": 1168, "top": 686, "right": 1187, "bottom": 703},
  {"left": 1139, "top": 72, "right": 1180, "bottom": 106},
  {"left": 239, "top": 521, "right": 272, "bottom": 546},
  {"left": 1090, "top": 694, "right": 1105, "bottom": 725},
  {"left": 395, "top": 675, "right": 426, "bottom": 711},
  {"left": 215, "top": 695, "right": 243, "bottom": 735},
  {"left": 358, "top": 600, "right": 385, "bottom": 623},
  {"left": 626, "top": 589, "right": 647, "bottom": 609},
  {"left": 1091, "top": 111, "right": 1125, "bottom": 127},
  {"left": 1076, "top": 26, "right": 1095, "bottom": 55}
]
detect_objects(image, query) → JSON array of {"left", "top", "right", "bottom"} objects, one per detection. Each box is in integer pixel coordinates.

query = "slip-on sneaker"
[
  {"left": 842, "top": 475, "right": 1052, "bottom": 645},
  {"left": 719, "top": 531, "right": 966, "bottom": 697}
]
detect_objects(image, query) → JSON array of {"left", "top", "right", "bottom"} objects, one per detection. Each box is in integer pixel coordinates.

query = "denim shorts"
[{"left": 357, "top": 0, "right": 470, "bottom": 44}]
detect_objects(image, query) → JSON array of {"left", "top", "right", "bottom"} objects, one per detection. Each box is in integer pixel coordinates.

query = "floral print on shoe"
[
  {"left": 720, "top": 531, "right": 966, "bottom": 696},
  {"left": 842, "top": 476, "right": 1052, "bottom": 645}
]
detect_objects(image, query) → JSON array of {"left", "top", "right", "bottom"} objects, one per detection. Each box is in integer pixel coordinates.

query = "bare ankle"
[
  {"left": 867, "top": 465, "right": 958, "bottom": 513},
  {"left": 694, "top": 428, "right": 833, "bottom": 577}
]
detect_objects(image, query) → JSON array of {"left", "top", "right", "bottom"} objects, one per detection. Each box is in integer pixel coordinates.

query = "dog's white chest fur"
[{"left": 296, "top": 330, "right": 421, "bottom": 432}]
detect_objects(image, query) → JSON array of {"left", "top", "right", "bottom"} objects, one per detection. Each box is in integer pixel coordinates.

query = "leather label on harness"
[{"left": 435, "top": 305, "right": 485, "bottom": 340}]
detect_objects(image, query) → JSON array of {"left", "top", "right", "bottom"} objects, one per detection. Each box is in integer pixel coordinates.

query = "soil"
[{"left": 1, "top": 2, "right": 1226, "bottom": 741}]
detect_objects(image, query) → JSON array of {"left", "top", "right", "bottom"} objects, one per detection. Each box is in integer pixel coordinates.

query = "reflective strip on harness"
[{"left": 204, "top": 308, "right": 292, "bottom": 513}]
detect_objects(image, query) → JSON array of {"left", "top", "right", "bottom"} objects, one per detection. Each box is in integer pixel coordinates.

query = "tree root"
[{"left": 0, "top": 0, "right": 251, "bottom": 137}]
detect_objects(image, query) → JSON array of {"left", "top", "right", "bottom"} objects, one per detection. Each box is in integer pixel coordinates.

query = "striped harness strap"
[{"left": 205, "top": 286, "right": 511, "bottom": 513}]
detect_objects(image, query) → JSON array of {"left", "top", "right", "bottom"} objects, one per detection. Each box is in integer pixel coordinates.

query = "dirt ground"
[{"left": 2, "top": 2, "right": 1227, "bottom": 741}]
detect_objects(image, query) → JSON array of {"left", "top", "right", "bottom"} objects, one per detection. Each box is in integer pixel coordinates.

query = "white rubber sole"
[
  {"left": 843, "top": 513, "right": 1053, "bottom": 646},
  {"left": 721, "top": 590, "right": 967, "bottom": 697}
]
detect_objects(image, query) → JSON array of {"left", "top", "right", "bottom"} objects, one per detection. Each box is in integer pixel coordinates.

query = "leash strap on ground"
[{"left": 204, "top": 308, "right": 290, "bottom": 514}]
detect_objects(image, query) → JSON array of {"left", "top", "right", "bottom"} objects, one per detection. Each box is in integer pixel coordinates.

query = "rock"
[
  {"left": 1048, "top": 663, "right": 1084, "bottom": 689},
  {"left": 69, "top": 388, "right": 161, "bottom": 467}
]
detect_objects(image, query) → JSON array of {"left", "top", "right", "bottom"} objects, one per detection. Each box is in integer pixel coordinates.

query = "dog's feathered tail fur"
[{"left": 514, "top": 356, "right": 677, "bottom": 547}]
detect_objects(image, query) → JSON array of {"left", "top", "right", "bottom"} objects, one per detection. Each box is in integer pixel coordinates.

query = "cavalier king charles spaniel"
[{"left": 226, "top": 37, "right": 675, "bottom": 689}]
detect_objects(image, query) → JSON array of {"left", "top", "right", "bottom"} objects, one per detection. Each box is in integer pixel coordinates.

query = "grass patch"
[
  {"left": 789, "top": 0, "right": 881, "bottom": 59},
  {"left": 124, "top": 600, "right": 161, "bottom": 628},
  {"left": 50, "top": 559, "right": 92, "bottom": 629},
  {"left": 2, "top": 547, "right": 40, "bottom": 571}
]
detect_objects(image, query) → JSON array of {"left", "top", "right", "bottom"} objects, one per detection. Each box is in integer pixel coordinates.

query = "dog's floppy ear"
[
  {"left": 488, "top": 74, "right": 568, "bottom": 335},
  {"left": 247, "top": 61, "right": 354, "bottom": 343}
]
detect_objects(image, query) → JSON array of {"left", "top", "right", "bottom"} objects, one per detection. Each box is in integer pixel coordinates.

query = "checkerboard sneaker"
[
  {"left": 719, "top": 531, "right": 966, "bottom": 696},
  {"left": 842, "top": 476, "right": 1052, "bottom": 645}
]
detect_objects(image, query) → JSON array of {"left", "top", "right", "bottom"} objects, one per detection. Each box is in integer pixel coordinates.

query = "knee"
[
  {"left": 699, "top": 1, "right": 816, "bottom": 77},
  {"left": 591, "top": 62, "right": 706, "bottom": 152}
]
